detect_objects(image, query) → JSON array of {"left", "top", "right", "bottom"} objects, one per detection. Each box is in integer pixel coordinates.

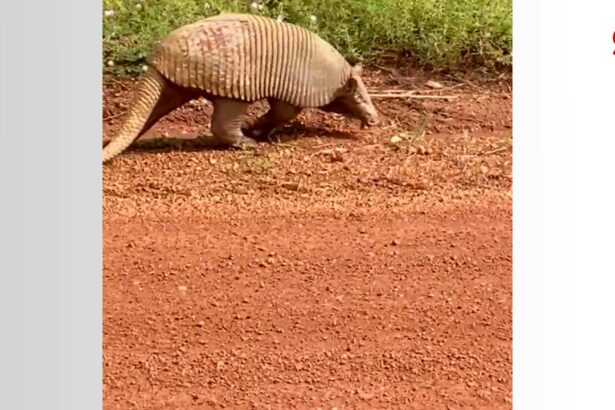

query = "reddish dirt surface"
[{"left": 103, "top": 66, "right": 512, "bottom": 409}]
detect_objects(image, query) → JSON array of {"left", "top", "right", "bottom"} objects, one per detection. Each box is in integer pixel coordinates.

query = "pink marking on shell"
[{"left": 198, "top": 25, "right": 235, "bottom": 51}]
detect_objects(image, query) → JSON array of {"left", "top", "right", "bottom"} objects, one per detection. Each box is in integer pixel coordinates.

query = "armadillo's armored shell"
[{"left": 149, "top": 13, "right": 352, "bottom": 108}]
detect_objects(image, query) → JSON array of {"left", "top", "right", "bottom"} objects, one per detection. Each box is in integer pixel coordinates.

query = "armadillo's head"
[
  {"left": 321, "top": 64, "right": 378, "bottom": 127},
  {"left": 322, "top": 64, "right": 379, "bottom": 128}
]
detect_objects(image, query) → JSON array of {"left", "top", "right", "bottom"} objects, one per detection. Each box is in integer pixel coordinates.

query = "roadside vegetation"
[{"left": 103, "top": 0, "right": 512, "bottom": 76}]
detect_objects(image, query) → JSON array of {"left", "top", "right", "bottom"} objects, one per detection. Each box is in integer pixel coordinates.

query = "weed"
[{"left": 245, "top": 156, "right": 277, "bottom": 173}]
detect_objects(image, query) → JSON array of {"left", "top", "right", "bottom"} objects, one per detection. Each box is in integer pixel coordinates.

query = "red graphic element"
[{"left": 613, "top": 32, "right": 615, "bottom": 55}]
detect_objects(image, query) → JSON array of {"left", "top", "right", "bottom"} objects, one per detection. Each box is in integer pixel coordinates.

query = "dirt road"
[{"left": 103, "top": 68, "right": 512, "bottom": 409}]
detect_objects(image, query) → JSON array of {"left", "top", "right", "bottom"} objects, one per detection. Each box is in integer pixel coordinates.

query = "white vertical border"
[
  {"left": 0, "top": 1, "right": 102, "bottom": 409},
  {"left": 514, "top": 0, "right": 615, "bottom": 409},
  {"left": 512, "top": 0, "right": 543, "bottom": 407}
]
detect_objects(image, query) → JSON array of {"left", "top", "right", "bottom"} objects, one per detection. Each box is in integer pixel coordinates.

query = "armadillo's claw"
[
  {"left": 231, "top": 135, "right": 258, "bottom": 150},
  {"left": 361, "top": 118, "right": 378, "bottom": 129}
]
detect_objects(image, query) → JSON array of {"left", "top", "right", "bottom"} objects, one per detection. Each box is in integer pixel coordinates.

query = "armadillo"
[{"left": 102, "top": 13, "right": 378, "bottom": 163}]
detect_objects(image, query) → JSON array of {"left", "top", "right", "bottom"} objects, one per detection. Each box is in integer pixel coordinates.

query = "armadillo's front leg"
[
  {"left": 242, "top": 99, "right": 302, "bottom": 141},
  {"left": 210, "top": 98, "right": 257, "bottom": 148}
]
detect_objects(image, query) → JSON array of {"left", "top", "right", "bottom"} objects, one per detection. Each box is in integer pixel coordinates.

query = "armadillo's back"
[{"left": 149, "top": 13, "right": 352, "bottom": 107}]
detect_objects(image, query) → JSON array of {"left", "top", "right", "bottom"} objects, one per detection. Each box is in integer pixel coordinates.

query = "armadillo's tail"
[{"left": 103, "top": 68, "right": 169, "bottom": 163}]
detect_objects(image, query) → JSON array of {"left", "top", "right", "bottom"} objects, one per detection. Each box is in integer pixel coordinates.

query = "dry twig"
[
  {"left": 370, "top": 92, "right": 458, "bottom": 100},
  {"left": 103, "top": 111, "right": 126, "bottom": 122}
]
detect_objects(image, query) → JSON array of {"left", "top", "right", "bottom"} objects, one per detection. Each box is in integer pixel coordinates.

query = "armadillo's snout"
[{"left": 361, "top": 107, "right": 379, "bottom": 128}]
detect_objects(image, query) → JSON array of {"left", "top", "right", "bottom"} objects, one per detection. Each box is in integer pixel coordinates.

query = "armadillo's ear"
[
  {"left": 345, "top": 76, "right": 359, "bottom": 92},
  {"left": 351, "top": 63, "right": 363, "bottom": 77}
]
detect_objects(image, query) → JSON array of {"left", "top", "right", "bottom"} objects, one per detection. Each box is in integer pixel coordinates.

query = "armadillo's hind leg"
[
  {"left": 103, "top": 68, "right": 195, "bottom": 163},
  {"left": 242, "top": 99, "right": 302, "bottom": 141},
  {"left": 137, "top": 83, "right": 195, "bottom": 138},
  {"left": 210, "top": 98, "right": 256, "bottom": 148}
]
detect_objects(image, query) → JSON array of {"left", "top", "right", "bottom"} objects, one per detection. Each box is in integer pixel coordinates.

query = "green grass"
[{"left": 103, "top": 0, "right": 511, "bottom": 76}]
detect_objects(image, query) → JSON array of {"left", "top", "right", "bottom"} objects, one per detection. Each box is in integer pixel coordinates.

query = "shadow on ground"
[{"left": 102, "top": 124, "right": 358, "bottom": 156}]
